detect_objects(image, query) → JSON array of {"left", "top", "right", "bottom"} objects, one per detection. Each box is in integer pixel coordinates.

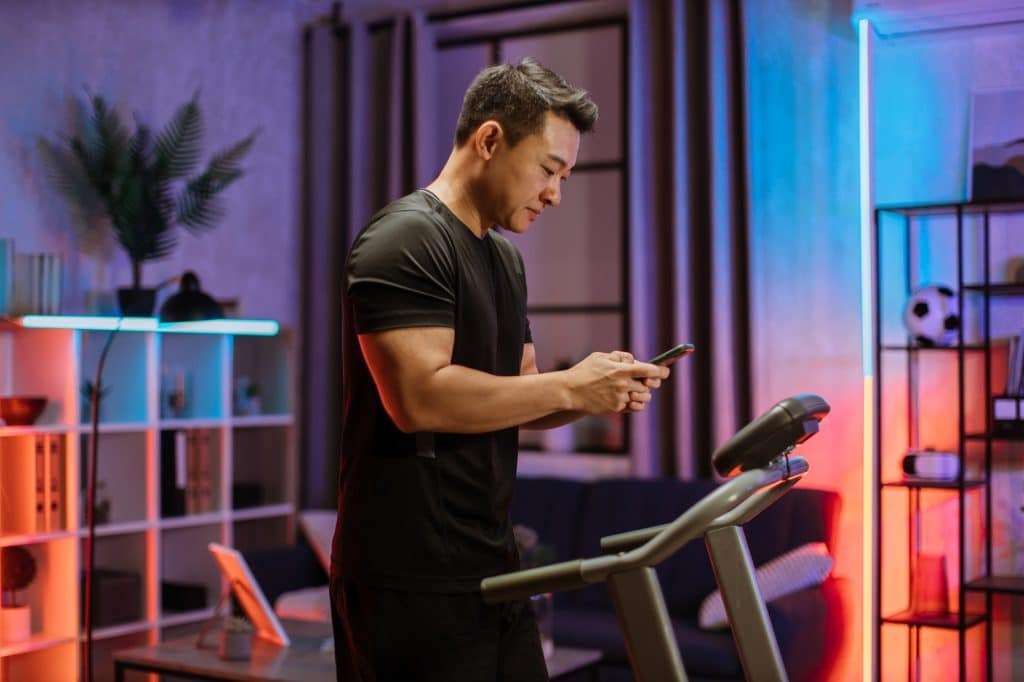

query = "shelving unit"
[
  {"left": 873, "top": 200, "right": 1024, "bottom": 680},
  {"left": 0, "top": 316, "right": 294, "bottom": 681}
]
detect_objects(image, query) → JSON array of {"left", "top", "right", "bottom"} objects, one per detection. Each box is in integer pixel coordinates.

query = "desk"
[{"left": 113, "top": 619, "right": 603, "bottom": 681}]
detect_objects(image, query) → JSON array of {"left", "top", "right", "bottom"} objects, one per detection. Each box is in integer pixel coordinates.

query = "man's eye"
[{"left": 541, "top": 166, "right": 554, "bottom": 176}]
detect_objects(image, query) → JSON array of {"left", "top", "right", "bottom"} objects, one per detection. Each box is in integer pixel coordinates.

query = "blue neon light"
[{"left": 18, "top": 315, "right": 279, "bottom": 336}]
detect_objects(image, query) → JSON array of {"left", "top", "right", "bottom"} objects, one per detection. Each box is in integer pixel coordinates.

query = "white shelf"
[
  {"left": 0, "top": 322, "right": 294, "bottom": 675},
  {"left": 78, "top": 520, "right": 153, "bottom": 537},
  {"left": 87, "top": 620, "right": 154, "bottom": 641},
  {"left": 87, "top": 421, "right": 154, "bottom": 434},
  {"left": 160, "top": 512, "right": 226, "bottom": 530},
  {"left": 231, "top": 503, "right": 294, "bottom": 521},
  {"left": 0, "top": 632, "right": 76, "bottom": 658},
  {"left": 159, "top": 417, "right": 225, "bottom": 430},
  {"left": 0, "top": 423, "right": 74, "bottom": 438},
  {"left": 231, "top": 414, "right": 294, "bottom": 428},
  {"left": 159, "top": 607, "right": 218, "bottom": 628},
  {"left": 0, "top": 530, "right": 75, "bottom": 548}
]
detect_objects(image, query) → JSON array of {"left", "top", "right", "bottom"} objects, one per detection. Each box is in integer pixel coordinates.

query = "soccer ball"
[{"left": 904, "top": 285, "right": 960, "bottom": 347}]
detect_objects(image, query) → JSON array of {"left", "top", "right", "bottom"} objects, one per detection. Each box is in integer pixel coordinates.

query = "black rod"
[{"left": 874, "top": 206, "right": 884, "bottom": 681}]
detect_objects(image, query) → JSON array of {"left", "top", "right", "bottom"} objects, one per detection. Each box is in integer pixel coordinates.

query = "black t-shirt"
[{"left": 333, "top": 188, "right": 533, "bottom": 592}]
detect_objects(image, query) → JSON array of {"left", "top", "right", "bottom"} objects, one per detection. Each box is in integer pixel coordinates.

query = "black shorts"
[{"left": 329, "top": 577, "right": 550, "bottom": 682}]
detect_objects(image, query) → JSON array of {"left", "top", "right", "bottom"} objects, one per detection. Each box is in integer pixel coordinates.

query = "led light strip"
[{"left": 18, "top": 315, "right": 279, "bottom": 336}]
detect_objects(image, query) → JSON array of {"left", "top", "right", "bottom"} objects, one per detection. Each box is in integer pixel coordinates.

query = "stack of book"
[
  {"left": 0, "top": 435, "right": 66, "bottom": 535},
  {"left": 160, "top": 429, "right": 217, "bottom": 517},
  {"left": 10, "top": 252, "right": 63, "bottom": 315},
  {"left": 1008, "top": 331, "right": 1024, "bottom": 396}
]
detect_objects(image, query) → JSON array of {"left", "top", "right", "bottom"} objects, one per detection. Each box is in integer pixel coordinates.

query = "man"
[{"left": 331, "top": 57, "right": 670, "bottom": 682}]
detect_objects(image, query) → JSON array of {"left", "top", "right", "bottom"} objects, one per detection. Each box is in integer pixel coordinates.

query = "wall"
[
  {"left": 744, "top": 0, "right": 863, "bottom": 678},
  {"left": 0, "top": 0, "right": 322, "bottom": 327}
]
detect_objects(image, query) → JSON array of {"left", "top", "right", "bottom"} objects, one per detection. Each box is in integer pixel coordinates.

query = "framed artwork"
[{"left": 968, "top": 87, "right": 1024, "bottom": 201}]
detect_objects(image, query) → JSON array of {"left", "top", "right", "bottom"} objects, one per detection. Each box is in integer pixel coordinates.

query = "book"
[
  {"left": 48, "top": 435, "right": 64, "bottom": 530},
  {"left": 35, "top": 435, "right": 47, "bottom": 532}
]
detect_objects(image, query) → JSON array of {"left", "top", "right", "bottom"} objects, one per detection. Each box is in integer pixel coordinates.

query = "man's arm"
[
  {"left": 518, "top": 344, "right": 661, "bottom": 430},
  {"left": 358, "top": 328, "right": 666, "bottom": 434},
  {"left": 519, "top": 343, "right": 587, "bottom": 430}
]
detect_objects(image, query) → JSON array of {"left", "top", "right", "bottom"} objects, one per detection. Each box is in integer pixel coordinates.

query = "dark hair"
[{"left": 454, "top": 57, "right": 598, "bottom": 148}]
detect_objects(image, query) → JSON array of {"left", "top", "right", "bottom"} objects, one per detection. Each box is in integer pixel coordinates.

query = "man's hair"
[{"left": 454, "top": 57, "right": 598, "bottom": 148}]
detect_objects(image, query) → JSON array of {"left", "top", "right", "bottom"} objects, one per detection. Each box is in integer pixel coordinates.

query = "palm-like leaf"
[
  {"left": 176, "top": 129, "right": 258, "bottom": 231},
  {"left": 37, "top": 138, "right": 103, "bottom": 216},
  {"left": 154, "top": 93, "right": 203, "bottom": 179},
  {"left": 41, "top": 92, "right": 257, "bottom": 287}
]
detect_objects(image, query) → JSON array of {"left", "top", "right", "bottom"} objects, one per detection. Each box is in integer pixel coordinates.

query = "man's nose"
[{"left": 541, "top": 181, "right": 561, "bottom": 208}]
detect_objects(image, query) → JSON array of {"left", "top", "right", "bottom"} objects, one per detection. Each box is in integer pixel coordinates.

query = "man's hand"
[{"left": 566, "top": 351, "right": 670, "bottom": 415}]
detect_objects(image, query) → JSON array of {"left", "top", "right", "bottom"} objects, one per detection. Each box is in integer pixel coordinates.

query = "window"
[{"left": 435, "top": 16, "right": 630, "bottom": 455}]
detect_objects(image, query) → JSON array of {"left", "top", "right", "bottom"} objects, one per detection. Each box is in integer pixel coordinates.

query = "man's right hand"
[{"left": 565, "top": 352, "right": 670, "bottom": 415}]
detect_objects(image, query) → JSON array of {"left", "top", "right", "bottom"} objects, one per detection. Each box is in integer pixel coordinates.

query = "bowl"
[{"left": 0, "top": 396, "right": 48, "bottom": 426}]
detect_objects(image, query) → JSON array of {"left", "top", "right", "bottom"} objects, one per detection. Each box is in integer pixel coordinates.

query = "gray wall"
[{"left": 0, "top": 0, "right": 322, "bottom": 326}]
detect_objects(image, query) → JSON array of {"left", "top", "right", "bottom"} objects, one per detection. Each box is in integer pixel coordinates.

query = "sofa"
[{"left": 244, "top": 476, "right": 843, "bottom": 682}]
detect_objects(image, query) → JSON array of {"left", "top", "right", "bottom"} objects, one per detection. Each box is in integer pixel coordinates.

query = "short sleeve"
[{"left": 346, "top": 211, "right": 456, "bottom": 334}]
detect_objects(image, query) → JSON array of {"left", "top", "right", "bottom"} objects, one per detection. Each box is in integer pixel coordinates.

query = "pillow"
[
  {"left": 298, "top": 509, "right": 336, "bottom": 575},
  {"left": 698, "top": 542, "right": 833, "bottom": 630}
]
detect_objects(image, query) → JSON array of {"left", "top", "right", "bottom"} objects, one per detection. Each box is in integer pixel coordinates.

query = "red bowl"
[{"left": 0, "top": 397, "right": 48, "bottom": 426}]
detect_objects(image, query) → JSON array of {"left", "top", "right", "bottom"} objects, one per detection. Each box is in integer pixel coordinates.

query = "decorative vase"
[
  {"left": 117, "top": 287, "right": 156, "bottom": 317},
  {"left": 0, "top": 605, "right": 31, "bottom": 643},
  {"left": 530, "top": 592, "right": 554, "bottom": 660},
  {"left": 912, "top": 554, "right": 949, "bottom": 616},
  {"left": 219, "top": 625, "right": 253, "bottom": 661}
]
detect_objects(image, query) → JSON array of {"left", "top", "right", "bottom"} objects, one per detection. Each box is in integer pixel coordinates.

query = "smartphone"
[{"left": 647, "top": 343, "right": 695, "bottom": 367}]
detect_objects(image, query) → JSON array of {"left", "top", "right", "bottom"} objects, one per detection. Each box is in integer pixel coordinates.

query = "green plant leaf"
[
  {"left": 154, "top": 93, "right": 203, "bottom": 179},
  {"left": 36, "top": 138, "right": 103, "bottom": 216}
]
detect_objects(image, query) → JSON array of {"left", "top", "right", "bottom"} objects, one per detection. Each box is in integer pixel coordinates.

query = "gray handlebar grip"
[{"left": 480, "top": 559, "right": 588, "bottom": 604}]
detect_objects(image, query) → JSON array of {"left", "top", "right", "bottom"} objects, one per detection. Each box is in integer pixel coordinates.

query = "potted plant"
[
  {"left": 1, "top": 546, "right": 37, "bottom": 642},
  {"left": 39, "top": 93, "right": 257, "bottom": 316}
]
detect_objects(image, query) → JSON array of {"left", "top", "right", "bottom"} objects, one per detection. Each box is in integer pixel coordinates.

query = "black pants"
[{"left": 330, "top": 577, "right": 550, "bottom": 682}]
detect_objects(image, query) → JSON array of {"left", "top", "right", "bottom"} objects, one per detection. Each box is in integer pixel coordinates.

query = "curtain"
[
  {"left": 300, "top": 12, "right": 435, "bottom": 508},
  {"left": 629, "top": 0, "right": 752, "bottom": 478}
]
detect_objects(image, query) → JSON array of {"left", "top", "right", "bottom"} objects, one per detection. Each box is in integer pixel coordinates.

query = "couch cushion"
[
  {"left": 510, "top": 477, "right": 588, "bottom": 562},
  {"left": 698, "top": 542, "right": 833, "bottom": 629},
  {"left": 553, "top": 607, "right": 743, "bottom": 679}
]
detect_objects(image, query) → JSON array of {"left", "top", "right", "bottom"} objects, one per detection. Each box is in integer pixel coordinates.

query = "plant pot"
[
  {"left": 0, "top": 605, "right": 31, "bottom": 643},
  {"left": 117, "top": 287, "right": 156, "bottom": 317}
]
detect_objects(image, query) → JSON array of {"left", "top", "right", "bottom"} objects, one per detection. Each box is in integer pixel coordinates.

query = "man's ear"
[{"left": 474, "top": 120, "right": 503, "bottom": 160}]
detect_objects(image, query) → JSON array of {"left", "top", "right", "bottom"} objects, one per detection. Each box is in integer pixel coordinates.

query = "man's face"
[{"left": 484, "top": 112, "right": 580, "bottom": 234}]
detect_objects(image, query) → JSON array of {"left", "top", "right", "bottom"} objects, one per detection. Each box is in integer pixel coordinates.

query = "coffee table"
[{"left": 113, "top": 619, "right": 602, "bottom": 681}]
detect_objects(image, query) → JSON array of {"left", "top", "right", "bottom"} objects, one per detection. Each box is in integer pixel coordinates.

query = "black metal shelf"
[
  {"left": 881, "top": 479, "right": 986, "bottom": 490},
  {"left": 877, "top": 199, "right": 1024, "bottom": 217},
  {"left": 962, "top": 283, "right": 1024, "bottom": 296},
  {"left": 881, "top": 610, "right": 987, "bottom": 630},
  {"left": 874, "top": 194, "right": 1022, "bottom": 680},
  {"left": 965, "top": 432, "right": 1024, "bottom": 442},
  {"left": 881, "top": 344, "right": 987, "bottom": 352},
  {"left": 965, "top": 576, "right": 1024, "bottom": 596}
]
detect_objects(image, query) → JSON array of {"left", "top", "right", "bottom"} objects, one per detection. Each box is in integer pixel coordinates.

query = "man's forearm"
[
  {"left": 408, "top": 365, "right": 575, "bottom": 434},
  {"left": 520, "top": 410, "right": 586, "bottom": 430}
]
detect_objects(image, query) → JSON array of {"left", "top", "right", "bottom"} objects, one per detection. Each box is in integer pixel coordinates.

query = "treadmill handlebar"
[{"left": 482, "top": 456, "right": 808, "bottom": 604}]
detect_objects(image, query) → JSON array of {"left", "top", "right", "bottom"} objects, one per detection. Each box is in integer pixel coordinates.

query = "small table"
[{"left": 113, "top": 619, "right": 603, "bottom": 681}]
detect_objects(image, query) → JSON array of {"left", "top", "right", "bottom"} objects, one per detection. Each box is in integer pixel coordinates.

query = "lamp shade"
[{"left": 158, "top": 271, "right": 224, "bottom": 322}]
